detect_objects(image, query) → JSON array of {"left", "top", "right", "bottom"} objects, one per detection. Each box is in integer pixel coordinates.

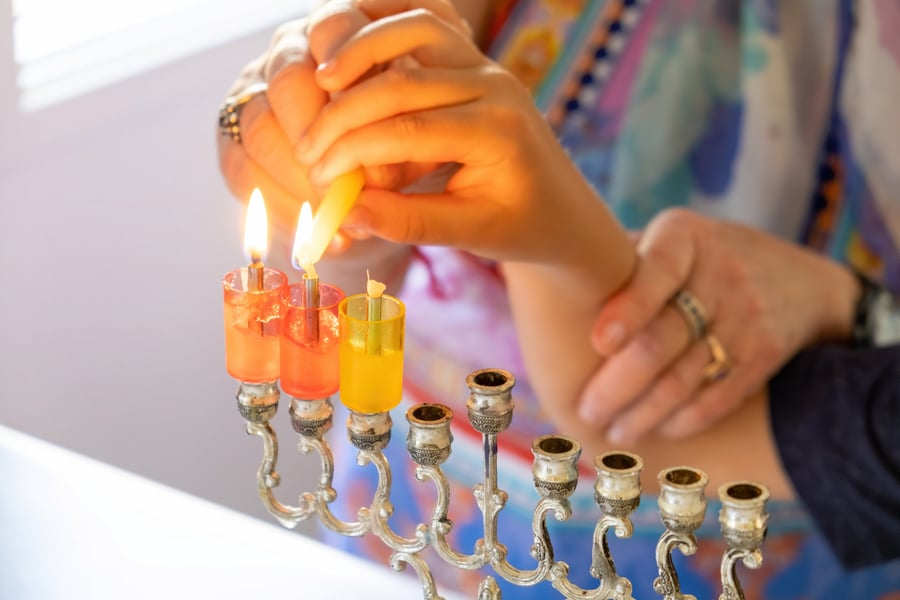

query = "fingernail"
[
  {"left": 294, "top": 136, "right": 311, "bottom": 161},
  {"left": 597, "top": 321, "right": 625, "bottom": 354},
  {"left": 316, "top": 60, "right": 336, "bottom": 75},
  {"left": 606, "top": 423, "right": 628, "bottom": 446},
  {"left": 309, "top": 162, "right": 327, "bottom": 185},
  {"left": 578, "top": 402, "right": 600, "bottom": 425}
]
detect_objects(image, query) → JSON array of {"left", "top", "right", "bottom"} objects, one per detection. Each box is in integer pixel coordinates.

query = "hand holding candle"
[{"left": 303, "top": 168, "right": 365, "bottom": 264}]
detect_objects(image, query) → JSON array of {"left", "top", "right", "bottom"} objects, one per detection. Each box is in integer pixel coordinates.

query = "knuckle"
[
  {"left": 242, "top": 120, "right": 278, "bottom": 161},
  {"left": 654, "top": 369, "right": 691, "bottom": 404},
  {"left": 394, "top": 113, "right": 426, "bottom": 138},
  {"left": 641, "top": 243, "right": 683, "bottom": 286},
  {"left": 398, "top": 212, "right": 427, "bottom": 246},
  {"left": 658, "top": 206, "right": 696, "bottom": 226},
  {"left": 383, "top": 65, "right": 423, "bottom": 90},
  {"left": 631, "top": 331, "right": 664, "bottom": 366}
]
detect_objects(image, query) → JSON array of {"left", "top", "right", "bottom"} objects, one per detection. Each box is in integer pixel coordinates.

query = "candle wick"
[
  {"left": 304, "top": 266, "right": 320, "bottom": 345},
  {"left": 366, "top": 275, "right": 386, "bottom": 355}
]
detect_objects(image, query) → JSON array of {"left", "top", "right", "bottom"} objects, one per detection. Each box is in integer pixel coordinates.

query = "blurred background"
[{"left": 0, "top": 0, "right": 318, "bottom": 535}]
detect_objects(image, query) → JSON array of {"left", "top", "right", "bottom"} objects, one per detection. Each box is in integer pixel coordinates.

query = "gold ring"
[
  {"left": 702, "top": 334, "right": 731, "bottom": 382},
  {"left": 669, "top": 290, "right": 708, "bottom": 342},
  {"left": 218, "top": 82, "right": 268, "bottom": 144}
]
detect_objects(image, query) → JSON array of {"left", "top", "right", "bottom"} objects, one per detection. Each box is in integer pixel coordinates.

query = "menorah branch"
[{"left": 235, "top": 369, "right": 770, "bottom": 600}]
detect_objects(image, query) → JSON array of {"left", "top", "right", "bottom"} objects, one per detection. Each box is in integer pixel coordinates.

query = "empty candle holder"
[{"left": 233, "top": 368, "right": 769, "bottom": 599}]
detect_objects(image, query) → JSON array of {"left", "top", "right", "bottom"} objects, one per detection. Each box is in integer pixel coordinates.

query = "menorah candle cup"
[
  {"left": 406, "top": 404, "right": 454, "bottom": 466},
  {"left": 223, "top": 267, "right": 288, "bottom": 383},
  {"left": 718, "top": 481, "right": 770, "bottom": 550},
  {"left": 465, "top": 369, "right": 516, "bottom": 434},
  {"left": 347, "top": 410, "right": 393, "bottom": 451},
  {"left": 531, "top": 435, "right": 581, "bottom": 499},
  {"left": 280, "top": 282, "right": 344, "bottom": 400},
  {"left": 338, "top": 293, "right": 405, "bottom": 414},
  {"left": 236, "top": 381, "right": 280, "bottom": 423},
  {"left": 290, "top": 397, "right": 334, "bottom": 438},
  {"left": 657, "top": 466, "right": 709, "bottom": 534},
  {"left": 594, "top": 451, "right": 644, "bottom": 517}
]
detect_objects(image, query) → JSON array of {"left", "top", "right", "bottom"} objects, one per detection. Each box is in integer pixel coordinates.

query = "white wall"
[{"left": 0, "top": 6, "right": 317, "bottom": 534}]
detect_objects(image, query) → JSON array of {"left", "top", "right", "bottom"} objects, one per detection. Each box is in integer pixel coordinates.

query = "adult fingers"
[
  {"left": 263, "top": 19, "right": 329, "bottom": 147},
  {"left": 354, "top": 0, "right": 472, "bottom": 36},
  {"left": 591, "top": 208, "right": 700, "bottom": 356},
  {"left": 307, "top": 1, "right": 372, "bottom": 63},
  {"left": 344, "top": 187, "right": 494, "bottom": 248},
  {"left": 219, "top": 138, "right": 301, "bottom": 233},
  {"left": 603, "top": 340, "right": 712, "bottom": 446},
  {"left": 306, "top": 102, "right": 512, "bottom": 185},
  {"left": 295, "top": 66, "right": 488, "bottom": 163},
  {"left": 237, "top": 94, "right": 318, "bottom": 204},
  {"left": 578, "top": 304, "right": 695, "bottom": 428},
  {"left": 315, "top": 9, "right": 486, "bottom": 92},
  {"left": 658, "top": 358, "right": 763, "bottom": 439}
]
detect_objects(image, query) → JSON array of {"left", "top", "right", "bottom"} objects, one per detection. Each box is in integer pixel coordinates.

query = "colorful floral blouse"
[{"left": 325, "top": 1, "right": 900, "bottom": 598}]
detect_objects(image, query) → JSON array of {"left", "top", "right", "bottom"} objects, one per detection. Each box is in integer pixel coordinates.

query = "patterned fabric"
[{"left": 324, "top": 1, "right": 900, "bottom": 598}]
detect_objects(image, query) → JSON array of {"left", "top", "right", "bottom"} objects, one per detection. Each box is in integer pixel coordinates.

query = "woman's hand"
[
  {"left": 578, "top": 208, "right": 862, "bottom": 446},
  {"left": 296, "top": 0, "right": 633, "bottom": 279},
  {"left": 216, "top": 1, "right": 480, "bottom": 241}
]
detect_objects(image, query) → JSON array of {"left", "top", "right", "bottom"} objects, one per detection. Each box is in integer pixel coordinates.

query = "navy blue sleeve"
[{"left": 769, "top": 343, "right": 900, "bottom": 569}]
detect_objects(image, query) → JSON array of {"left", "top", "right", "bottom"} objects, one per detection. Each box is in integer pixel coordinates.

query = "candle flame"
[
  {"left": 243, "top": 188, "right": 268, "bottom": 264},
  {"left": 292, "top": 201, "right": 317, "bottom": 274}
]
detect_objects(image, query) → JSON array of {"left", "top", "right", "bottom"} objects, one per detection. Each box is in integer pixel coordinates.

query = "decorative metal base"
[{"left": 235, "top": 369, "right": 769, "bottom": 599}]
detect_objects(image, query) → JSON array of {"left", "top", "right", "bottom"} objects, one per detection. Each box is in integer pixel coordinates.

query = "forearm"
[{"left": 500, "top": 172, "right": 636, "bottom": 443}]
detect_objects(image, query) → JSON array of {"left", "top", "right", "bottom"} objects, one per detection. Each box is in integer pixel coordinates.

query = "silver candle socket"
[
  {"left": 465, "top": 368, "right": 515, "bottom": 434},
  {"left": 236, "top": 381, "right": 279, "bottom": 423},
  {"left": 657, "top": 467, "right": 709, "bottom": 534},
  {"left": 234, "top": 368, "right": 769, "bottom": 600},
  {"left": 718, "top": 481, "right": 770, "bottom": 600},
  {"left": 653, "top": 466, "right": 710, "bottom": 600},
  {"left": 347, "top": 410, "right": 392, "bottom": 451},
  {"left": 289, "top": 397, "right": 333, "bottom": 438},
  {"left": 719, "top": 481, "right": 769, "bottom": 550},
  {"left": 595, "top": 451, "right": 644, "bottom": 517},
  {"left": 406, "top": 403, "right": 454, "bottom": 466},
  {"left": 532, "top": 435, "right": 581, "bottom": 499}
]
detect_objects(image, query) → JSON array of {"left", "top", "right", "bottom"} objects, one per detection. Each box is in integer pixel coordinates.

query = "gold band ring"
[
  {"left": 218, "top": 82, "right": 269, "bottom": 144},
  {"left": 702, "top": 334, "right": 731, "bottom": 382},
  {"left": 669, "top": 290, "right": 709, "bottom": 342}
]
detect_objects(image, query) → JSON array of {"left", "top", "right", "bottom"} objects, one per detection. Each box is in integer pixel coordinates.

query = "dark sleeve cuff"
[{"left": 769, "top": 343, "right": 900, "bottom": 569}]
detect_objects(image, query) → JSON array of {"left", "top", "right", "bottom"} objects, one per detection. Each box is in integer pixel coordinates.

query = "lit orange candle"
[
  {"left": 339, "top": 278, "right": 405, "bottom": 413},
  {"left": 222, "top": 189, "right": 287, "bottom": 382},
  {"left": 280, "top": 202, "right": 344, "bottom": 399}
]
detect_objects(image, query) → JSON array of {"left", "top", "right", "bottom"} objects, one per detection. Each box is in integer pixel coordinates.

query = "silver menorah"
[{"left": 235, "top": 367, "right": 769, "bottom": 600}]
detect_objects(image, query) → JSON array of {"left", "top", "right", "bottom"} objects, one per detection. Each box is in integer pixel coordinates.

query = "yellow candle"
[
  {"left": 339, "top": 292, "right": 405, "bottom": 413},
  {"left": 306, "top": 168, "right": 365, "bottom": 265},
  {"left": 366, "top": 272, "right": 386, "bottom": 354}
]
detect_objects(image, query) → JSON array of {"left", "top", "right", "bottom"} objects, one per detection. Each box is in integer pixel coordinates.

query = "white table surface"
[{"left": 0, "top": 425, "right": 465, "bottom": 600}]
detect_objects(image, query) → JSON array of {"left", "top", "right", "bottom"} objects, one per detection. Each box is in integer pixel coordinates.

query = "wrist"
[
  {"left": 847, "top": 268, "right": 900, "bottom": 347},
  {"left": 818, "top": 261, "right": 862, "bottom": 343}
]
